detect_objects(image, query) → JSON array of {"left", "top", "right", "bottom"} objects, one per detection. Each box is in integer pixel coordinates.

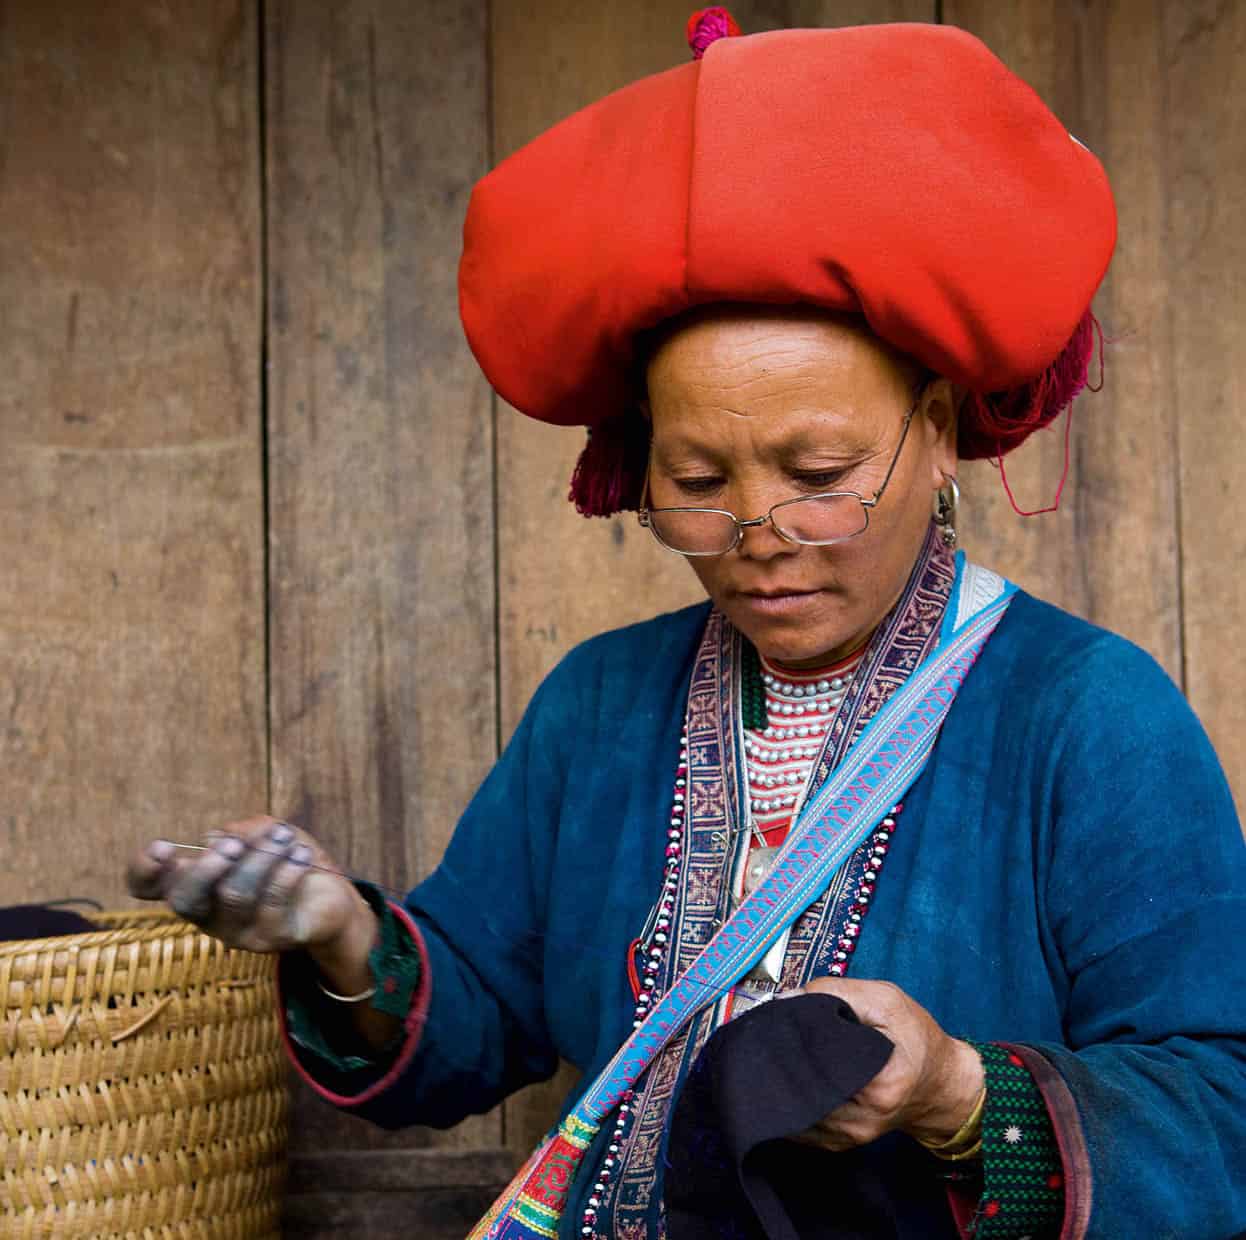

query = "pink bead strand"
[{"left": 581, "top": 730, "right": 687, "bottom": 1238}]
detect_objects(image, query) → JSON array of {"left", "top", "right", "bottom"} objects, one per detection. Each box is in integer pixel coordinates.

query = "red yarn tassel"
[
  {"left": 996, "top": 404, "right": 1074, "bottom": 517},
  {"left": 959, "top": 310, "right": 1104, "bottom": 463},
  {"left": 969, "top": 310, "right": 1105, "bottom": 517},
  {"left": 568, "top": 413, "right": 651, "bottom": 518}
]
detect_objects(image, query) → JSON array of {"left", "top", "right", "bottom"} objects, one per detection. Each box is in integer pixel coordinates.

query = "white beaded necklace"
[{"left": 744, "top": 651, "right": 864, "bottom": 832}]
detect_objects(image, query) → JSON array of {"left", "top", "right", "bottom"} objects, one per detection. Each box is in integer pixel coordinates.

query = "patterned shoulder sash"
[{"left": 472, "top": 560, "right": 1016, "bottom": 1240}]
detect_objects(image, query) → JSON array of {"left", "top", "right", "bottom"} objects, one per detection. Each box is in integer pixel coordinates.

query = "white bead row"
[
  {"left": 761, "top": 719, "right": 830, "bottom": 740},
  {"left": 767, "top": 698, "right": 838, "bottom": 716},
  {"left": 761, "top": 672, "right": 848, "bottom": 697},
  {"left": 751, "top": 769, "right": 804, "bottom": 788},
  {"left": 744, "top": 741, "right": 820, "bottom": 763}
]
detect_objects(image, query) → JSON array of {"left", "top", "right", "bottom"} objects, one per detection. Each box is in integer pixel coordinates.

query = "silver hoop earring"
[{"left": 933, "top": 475, "right": 959, "bottom": 548}]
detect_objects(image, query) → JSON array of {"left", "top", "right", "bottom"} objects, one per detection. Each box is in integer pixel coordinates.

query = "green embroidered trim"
[
  {"left": 969, "top": 1042, "right": 1064, "bottom": 1238},
  {"left": 360, "top": 881, "right": 421, "bottom": 1019},
  {"left": 285, "top": 881, "right": 421, "bottom": 1072},
  {"left": 740, "top": 638, "right": 768, "bottom": 731}
]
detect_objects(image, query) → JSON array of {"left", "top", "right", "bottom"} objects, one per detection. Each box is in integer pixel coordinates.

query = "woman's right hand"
[{"left": 125, "top": 816, "right": 375, "bottom": 963}]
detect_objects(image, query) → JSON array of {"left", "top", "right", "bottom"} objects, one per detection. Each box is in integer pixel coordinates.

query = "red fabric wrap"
[{"left": 459, "top": 21, "right": 1116, "bottom": 484}]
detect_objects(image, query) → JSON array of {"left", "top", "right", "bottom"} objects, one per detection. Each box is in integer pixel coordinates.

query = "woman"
[{"left": 128, "top": 14, "right": 1246, "bottom": 1240}]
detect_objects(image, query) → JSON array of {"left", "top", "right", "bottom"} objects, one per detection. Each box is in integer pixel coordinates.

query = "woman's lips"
[{"left": 734, "top": 589, "right": 825, "bottom": 617}]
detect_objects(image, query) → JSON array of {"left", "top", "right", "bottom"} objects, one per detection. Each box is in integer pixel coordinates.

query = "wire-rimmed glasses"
[{"left": 637, "top": 396, "right": 919, "bottom": 557}]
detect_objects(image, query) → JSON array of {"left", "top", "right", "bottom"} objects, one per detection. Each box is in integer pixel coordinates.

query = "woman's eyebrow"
[
  {"left": 649, "top": 439, "right": 722, "bottom": 469},
  {"left": 774, "top": 434, "right": 877, "bottom": 460},
  {"left": 651, "top": 432, "right": 875, "bottom": 467}
]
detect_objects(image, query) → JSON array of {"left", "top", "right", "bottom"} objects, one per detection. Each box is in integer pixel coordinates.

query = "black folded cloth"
[
  {"left": 665, "top": 992, "right": 961, "bottom": 1240},
  {"left": 0, "top": 904, "right": 97, "bottom": 943}
]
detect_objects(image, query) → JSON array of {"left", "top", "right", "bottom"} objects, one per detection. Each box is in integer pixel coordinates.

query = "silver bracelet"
[{"left": 316, "top": 979, "right": 377, "bottom": 1004}]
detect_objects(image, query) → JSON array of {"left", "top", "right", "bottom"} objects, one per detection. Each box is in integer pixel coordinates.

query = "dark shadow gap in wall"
[
  {"left": 1161, "top": 20, "right": 1189, "bottom": 698},
  {"left": 258, "top": 0, "right": 274, "bottom": 806},
  {"left": 485, "top": 0, "right": 509, "bottom": 1153},
  {"left": 487, "top": 0, "right": 504, "bottom": 770}
]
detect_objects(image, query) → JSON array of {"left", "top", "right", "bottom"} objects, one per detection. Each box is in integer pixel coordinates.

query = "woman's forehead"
[
  {"left": 649, "top": 401, "right": 891, "bottom": 464},
  {"left": 644, "top": 307, "right": 921, "bottom": 461},
  {"left": 646, "top": 307, "right": 918, "bottom": 407}
]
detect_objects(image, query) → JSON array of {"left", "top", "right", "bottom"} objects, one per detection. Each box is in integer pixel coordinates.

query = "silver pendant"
[
  {"left": 744, "top": 845, "right": 780, "bottom": 894},
  {"left": 735, "top": 846, "right": 790, "bottom": 983}
]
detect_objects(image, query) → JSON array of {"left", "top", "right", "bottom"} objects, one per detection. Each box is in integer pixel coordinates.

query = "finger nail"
[
  {"left": 269, "top": 822, "right": 294, "bottom": 845},
  {"left": 214, "top": 836, "right": 245, "bottom": 859},
  {"left": 147, "top": 839, "right": 174, "bottom": 862},
  {"left": 291, "top": 844, "right": 312, "bottom": 865}
]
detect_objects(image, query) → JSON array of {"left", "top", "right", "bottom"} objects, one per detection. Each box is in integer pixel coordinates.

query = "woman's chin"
[{"left": 724, "top": 595, "right": 864, "bottom": 668}]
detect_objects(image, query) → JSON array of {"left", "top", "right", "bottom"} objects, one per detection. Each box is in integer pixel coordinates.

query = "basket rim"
[{"left": 0, "top": 907, "right": 220, "bottom": 959}]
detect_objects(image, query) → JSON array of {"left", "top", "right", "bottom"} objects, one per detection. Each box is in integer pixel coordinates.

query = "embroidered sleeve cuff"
[
  {"left": 965, "top": 1041, "right": 1065, "bottom": 1239},
  {"left": 281, "top": 881, "right": 423, "bottom": 1075}
]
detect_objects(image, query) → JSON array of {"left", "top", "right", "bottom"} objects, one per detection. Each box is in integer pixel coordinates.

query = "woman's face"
[{"left": 644, "top": 308, "right": 959, "bottom": 668}]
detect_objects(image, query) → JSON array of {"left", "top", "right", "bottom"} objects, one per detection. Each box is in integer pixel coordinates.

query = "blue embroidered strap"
[{"left": 472, "top": 579, "right": 1015, "bottom": 1240}]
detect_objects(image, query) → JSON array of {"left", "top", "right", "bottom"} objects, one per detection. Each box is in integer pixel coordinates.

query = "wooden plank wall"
[
  {"left": 0, "top": 1, "right": 266, "bottom": 905},
  {"left": 1, "top": 2, "right": 1242, "bottom": 1235},
  {"left": 262, "top": 1, "right": 512, "bottom": 1232}
]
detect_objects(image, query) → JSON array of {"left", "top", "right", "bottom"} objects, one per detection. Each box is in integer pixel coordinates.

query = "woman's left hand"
[{"left": 787, "top": 977, "right": 984, "bottom": 1152}]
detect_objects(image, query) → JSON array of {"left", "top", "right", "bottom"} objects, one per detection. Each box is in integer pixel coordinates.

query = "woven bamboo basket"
[{"left": 0, "top": 909, "right": 288, "bottom": 1238}]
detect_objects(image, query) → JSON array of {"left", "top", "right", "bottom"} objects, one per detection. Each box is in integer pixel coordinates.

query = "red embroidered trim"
[
  {"left": 277, "top": 900, "right": 431, "bottom": 1109},
  {"left": 1000, "top": 1043, "right": 1094, "bottom": 1240}
]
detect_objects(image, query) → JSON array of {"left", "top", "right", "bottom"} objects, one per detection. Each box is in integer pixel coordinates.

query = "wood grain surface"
[
  {"left": 1162, "top": 0, "right": 1246, "bottom": 814},
  {"left": 263, "top": 0, "right": 500, "bottom": 1168},
  {"left": 0, "top": 1, "right": 265, "bottom": 906},
  {"left": 283, "top": 1149, "right": 513, "bottom": 1238}
]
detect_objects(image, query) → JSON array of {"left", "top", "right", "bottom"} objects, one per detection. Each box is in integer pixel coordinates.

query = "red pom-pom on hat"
[{"left": 687, "top": 7, "right": 743, "bottom": 59}]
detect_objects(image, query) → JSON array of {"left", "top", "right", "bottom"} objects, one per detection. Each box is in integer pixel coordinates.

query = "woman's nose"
[
  {"left": 736, "top": 512, "right": 796, "bottom": 560},
  {"left": 727, "top": 482, "right": 797, "bottom": 559}
]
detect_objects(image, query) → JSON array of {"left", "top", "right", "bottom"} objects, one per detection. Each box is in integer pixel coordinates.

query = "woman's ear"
[{"left": 921, "top": 378, "right": 962, "bottom": 484}]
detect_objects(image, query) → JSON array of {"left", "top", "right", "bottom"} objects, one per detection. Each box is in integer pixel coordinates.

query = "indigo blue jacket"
[{"left": 299, "top": 593, "right": 1246, "bottom": 1239}]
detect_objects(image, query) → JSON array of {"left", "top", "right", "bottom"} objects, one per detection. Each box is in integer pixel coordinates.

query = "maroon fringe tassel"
[
  {"left": 958, "top": 310, "right": 1104, "bottom": 461},
  {"left": 568, "top": 412, "right": 651, "bottom": 518}
]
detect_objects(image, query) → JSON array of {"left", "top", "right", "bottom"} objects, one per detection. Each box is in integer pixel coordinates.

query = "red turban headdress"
[{"left": 458, "top": 17, "right": 1116, "bottom": 515}]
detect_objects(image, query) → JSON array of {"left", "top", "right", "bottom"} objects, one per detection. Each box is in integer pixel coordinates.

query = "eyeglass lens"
[{"left": 648, "top": 494, "right": 868, "bottom": 555}]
